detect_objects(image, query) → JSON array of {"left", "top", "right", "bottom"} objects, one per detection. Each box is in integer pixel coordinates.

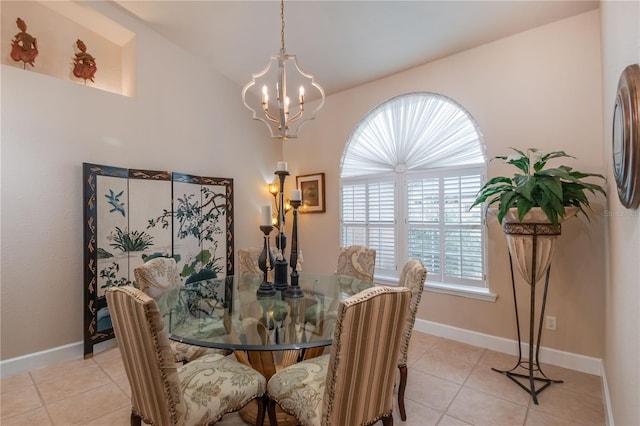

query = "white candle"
[
  {"left": 276, "top": 161, "right": 288, "bottom": 172},
  {"left": 291, "top": 189, "right": 302, "bottom": 201},
  {"left": 261, "top": 205, "right": 272, "bottom": 226}
]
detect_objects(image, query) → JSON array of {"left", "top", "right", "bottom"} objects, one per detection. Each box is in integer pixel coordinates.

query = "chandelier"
[{"left": 242, "top": 0, "right": 325, "bottom": 140}]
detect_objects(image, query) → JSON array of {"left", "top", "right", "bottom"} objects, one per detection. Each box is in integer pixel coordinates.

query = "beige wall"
[
  {"left": 600, "top": 1, "right": 640, "bottom": 425},
  {"left": 0, "top": 1, "right": 279, "bottom": 360},
  {"left": 2, "top": 3, "right": 638, "bottom": 420},
  {"left": 286, "top": 10, "right": 606, "bottom": 358}
]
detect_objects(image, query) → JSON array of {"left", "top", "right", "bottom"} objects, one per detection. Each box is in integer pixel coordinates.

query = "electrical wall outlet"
[{"left": 545, "top": 315, "right": 557, "bottom": 331}]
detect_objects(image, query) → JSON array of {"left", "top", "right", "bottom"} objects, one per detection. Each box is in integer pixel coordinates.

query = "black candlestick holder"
[
  {"left": 273, "top": 170, "right": 290, "bottom": 291},
  {"left": 257, "top": 225, "right": 277, "bottom": 297},
  {"left": 285, "top": 199, "right": 304, "bottom": 298}
]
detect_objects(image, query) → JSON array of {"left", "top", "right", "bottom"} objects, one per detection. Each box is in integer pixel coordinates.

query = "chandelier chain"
[{"left": 280, "top": 0, "right": 286, "bottom": 52}]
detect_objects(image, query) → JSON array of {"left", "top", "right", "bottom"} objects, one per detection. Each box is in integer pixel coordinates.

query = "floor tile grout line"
[
  {"left": 439, "top": 347, "right": 489, "bottom": 425},
  {"left": 29, "top": 370, "right": 56, "bottom": 426}
]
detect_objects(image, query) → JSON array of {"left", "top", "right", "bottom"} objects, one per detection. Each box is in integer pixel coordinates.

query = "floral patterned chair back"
[
  {"left": 133, "top": 257, "right": 181, "bottom": 299},
  {"left": 237, "top": 247, "right": 263, "bottom": 275},
  {"left": 133, "top": 257, "right": 230, "bottom": 362},
  {"left": 335, "top": 245, "right": 376, "bottom": 282},
  {"left": 106, "top": 286, "right": 266, "bottom": 426}
]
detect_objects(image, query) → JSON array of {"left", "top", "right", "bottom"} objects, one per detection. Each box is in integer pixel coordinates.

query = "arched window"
[{"left": 341, "top": 93, "right": 489, "bottom": 295}]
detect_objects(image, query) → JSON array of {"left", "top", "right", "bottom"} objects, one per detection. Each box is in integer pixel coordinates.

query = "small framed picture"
[{"left": 296, "top": 172, "right": 326, "bottom": 213}]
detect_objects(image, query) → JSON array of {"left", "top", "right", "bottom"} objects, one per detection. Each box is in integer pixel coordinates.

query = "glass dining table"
[{"left": 156, "top": 272, "right": 373, "bottom": 426}]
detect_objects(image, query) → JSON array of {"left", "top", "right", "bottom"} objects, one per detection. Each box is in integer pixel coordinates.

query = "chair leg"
[
  {"left": 255, "top": 396, "right": 266, "bottom": 426},
  {"left": 130, "top": 411, "right": 142, "bottom": 426},
  {"left": 381, "top": 413, "right": 394, "bottom": 426},
  {"left": 398, "top": 365, "right": 408, "bottom": 421},
  {"left": 267, "top": 398, "right": 279, "bottom": 426}
]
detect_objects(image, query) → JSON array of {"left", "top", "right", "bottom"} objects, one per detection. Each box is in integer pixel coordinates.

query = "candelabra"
[
  {"left": 256, "top": 225, "right": 277, "bottom": 297},
  {"left": 285, "top": 199, "right": 304, "bottom": 298},
  {"left": 273, "top": 170, "right": 290, "bottom": 291}
]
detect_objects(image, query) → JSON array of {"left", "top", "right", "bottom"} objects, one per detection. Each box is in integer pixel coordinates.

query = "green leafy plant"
[
  {"left": 471, "top": 148, "right": 606, "bottom": 226},
  {"left": 99, "top": 262, "right": 132, "bottom": 289},
  {"left": 108, "top": 227, "right": 154, "bottom": 252}
]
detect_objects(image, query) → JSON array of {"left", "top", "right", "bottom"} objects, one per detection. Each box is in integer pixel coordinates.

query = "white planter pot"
[{"left": 502, "top": 207, "right": 578, "bottom": 286}]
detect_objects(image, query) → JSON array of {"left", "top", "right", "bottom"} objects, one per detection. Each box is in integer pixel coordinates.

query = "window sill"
[
  {"left": 425, "top": 282, "right": 497, "bottom": 302},
  {"left": 375, "top": 276, "right": 498, "bottom": 302}
]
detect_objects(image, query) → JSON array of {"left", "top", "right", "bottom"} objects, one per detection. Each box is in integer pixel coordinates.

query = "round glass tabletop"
[{"left": 157, "top": 273, "right": 373, "bottom": 352}]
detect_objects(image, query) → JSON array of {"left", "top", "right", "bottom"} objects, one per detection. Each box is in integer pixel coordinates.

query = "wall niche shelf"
[{"left": 1, "top": 1, "right": 136, "bottom": 97}]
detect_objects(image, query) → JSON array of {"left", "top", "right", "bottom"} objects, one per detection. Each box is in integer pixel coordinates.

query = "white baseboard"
[
  {"left": 0, "top": 339, "right": 117, "bottom": 379},
  {"left": 0, "top": 320, "right": 604, "bottom": 380},
  {"left": 414, "top": 318, "right": 603, "bottom": 376},
  {"left": 600, "top": 365, "right": 615, "bottom": 426}
]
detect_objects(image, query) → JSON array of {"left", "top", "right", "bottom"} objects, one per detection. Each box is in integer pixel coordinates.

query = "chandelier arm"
[
  {"left": 263, "top": 111, "right": 281, "bottom": 124},
  {"left": 287, "top": 109, "right": 303, "bottom": 123}
]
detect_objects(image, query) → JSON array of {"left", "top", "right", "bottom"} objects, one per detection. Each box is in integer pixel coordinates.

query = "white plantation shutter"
[
  {"left": 341, "top": 92, "right": 487, "bottom": 289},
  {"left": 407, "top": 177, "right": 441, "bottom": 278},
  {"left": 342, "top": 179, "right": 396, "bottom": 275},
  {"left": 367, "top": 181, "right": 395, "bottom": 271},
  {"left": 443, "top": 174, "right": 483, "bottom": 282},
  {"left": 341, "top": 183, "right": 367, "bottom": 246},
  {"left": 407, "top": 171, "right": 483, "bottom": 286}
]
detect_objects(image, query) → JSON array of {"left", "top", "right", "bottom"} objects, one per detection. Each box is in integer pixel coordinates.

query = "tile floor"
[{"left": 0, "top": 331, "right": 605, "bottom": 425}]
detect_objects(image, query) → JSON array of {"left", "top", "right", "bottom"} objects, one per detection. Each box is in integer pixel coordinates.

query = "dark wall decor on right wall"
[{"left": 612, "top": 64, "right": 640, "bottom": 209}]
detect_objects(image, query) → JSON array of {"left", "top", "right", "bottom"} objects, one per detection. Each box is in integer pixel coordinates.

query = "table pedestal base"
[
  {"left": 235, "top": 348, "right": 312, "bottom": 425},
  {"left": 239, "top": 399, "right": 297, "bottom": 426}
]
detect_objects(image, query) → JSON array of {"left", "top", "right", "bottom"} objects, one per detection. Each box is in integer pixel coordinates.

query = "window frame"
[
  {"left": 402, "top": 165, "right": 487, "bottom": 288},
  {"left": 340, "top": 92, "right": 496, "bottom": 301}
]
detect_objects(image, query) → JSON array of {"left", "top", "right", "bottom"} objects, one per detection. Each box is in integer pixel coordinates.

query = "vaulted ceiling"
[{"left": 114, "top": 1, "right": 599, "bottom": 96}]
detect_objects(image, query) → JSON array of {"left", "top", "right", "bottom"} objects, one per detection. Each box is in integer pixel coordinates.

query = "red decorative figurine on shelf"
[
  {"left": 10, "top": 18, "right": 38, "bottom": 69},
  {"left": 72, "top": 39, "right": 97, "bottom": 83}
]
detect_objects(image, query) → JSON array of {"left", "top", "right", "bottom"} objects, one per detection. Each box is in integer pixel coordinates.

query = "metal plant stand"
[{"left": 492, "top": 222, "right": 563, "bottom": 404}]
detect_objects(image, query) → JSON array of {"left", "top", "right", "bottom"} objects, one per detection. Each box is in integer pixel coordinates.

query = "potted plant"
[
  {"left": 472, "top": 148, "right": 606, "bottom": 403},
  {"left": 471, "top": 147, "right": 606, "bottom": 226},
  {"left": 471, "top": 148, "right": 606, "bottom": 225},
  {"left": 471, "top": 147, "right": 606, "bottom": 285}
]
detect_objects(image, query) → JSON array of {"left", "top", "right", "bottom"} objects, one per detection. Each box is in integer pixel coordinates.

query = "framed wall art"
[
  {"left": 296, "top": 172, "right": 326, "bottom": 213},
  {"left": 612, "top": 64, "right": 640, "bottom": 209},
  {"left": 83, "top": 163, "right": 234, "bottom": 357}
]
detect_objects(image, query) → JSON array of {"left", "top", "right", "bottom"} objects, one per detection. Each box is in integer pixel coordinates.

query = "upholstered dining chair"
[
  {"left": 304, "top": 245, "right": 377, "bottom": 327},
  {"left": 105, "top": 286, "right": 266, "bottom": 426},
  {"left": 267, "top": 286, "right": 411, "bottom": 426},
  {"left": 335, "top": 245, "right": 376, "bottom": 281},
  {"left": 134, "top": 257, "right": 231, "bottom": 363},
  {"left": 396, "top": 259, "right": 428, "bottom": 421},
  {"left": 237, "top": 247, "right": 264, "bottom": 275},
  {"left": 134, "top": 257, "right": 182, "bottom": 299}
]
